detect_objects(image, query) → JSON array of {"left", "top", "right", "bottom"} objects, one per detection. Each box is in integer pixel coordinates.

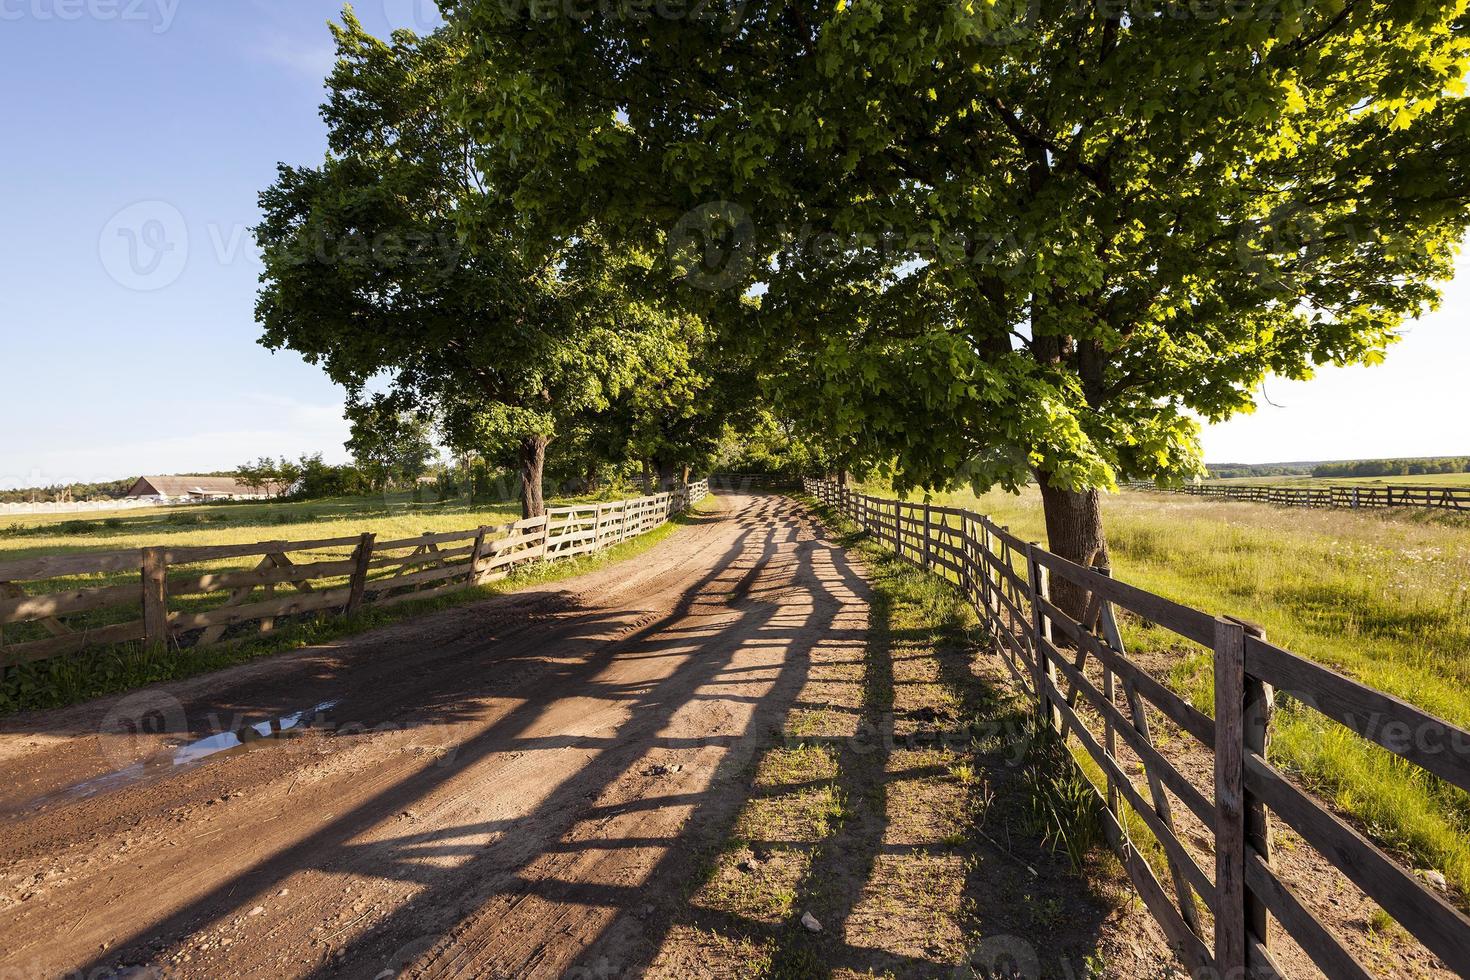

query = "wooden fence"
[
  {"left": 0, "top": 482, "right": 707, "bottom": 668},
  {"left": 804, "top": 478, "right": 1470, "bottom": 978},
  {"left": 1128, "top": 481, "right": 1470, "bottom": 512}
]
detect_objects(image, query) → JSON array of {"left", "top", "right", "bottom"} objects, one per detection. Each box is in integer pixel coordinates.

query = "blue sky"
[{"left": 0, "top": 1, "right": 1465, "bottom": 486}]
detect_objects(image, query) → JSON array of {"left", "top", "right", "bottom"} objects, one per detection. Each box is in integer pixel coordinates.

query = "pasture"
[
  {"left": 0, "top": 493, "right": 527, "bottom": 563},
  {"left": 876, "top": 483, "right": 1470, "bottom": 906},
  {"left": 1207, "top": 473, "right": 1470, "bottom": 488}
]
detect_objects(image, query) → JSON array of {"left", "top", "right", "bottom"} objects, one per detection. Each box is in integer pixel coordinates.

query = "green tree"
[
  {"left": 447, "top": 0, "right": 1470, "bottom": 604},
  {"left": 344, "top": 397, "right": 439, "bottom": 492},
  {"left": 588, "top": 315, "right": 750, "bottom": 489},
  {"left": 234, "top": 456, "right": 282, "bottom": 497},
  {"left": 254, "top": 16, "right": 691, "bottom": 517}
]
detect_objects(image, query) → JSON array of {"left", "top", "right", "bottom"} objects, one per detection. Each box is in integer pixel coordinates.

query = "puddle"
[{"left": 9, "top": 700, "right": 339, "bottom": 815}]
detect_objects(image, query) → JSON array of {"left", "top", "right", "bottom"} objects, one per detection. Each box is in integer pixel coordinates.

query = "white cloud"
[{"left": 248, "top": 33, "right": 336, "bottom": 79}]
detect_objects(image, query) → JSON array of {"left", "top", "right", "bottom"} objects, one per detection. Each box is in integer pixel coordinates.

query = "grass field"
[
  {"left": 0, "top": 486, "right": 689, "bottom": 713},
  {"left": 0, "top": 492, "right": 532, "bottom": 563},
  {"left": 867, "top": 483, "right": 1470, "bottom": 905},
  {"left": 1207, "top": 473, "right": 1470, "bottom": 487}
]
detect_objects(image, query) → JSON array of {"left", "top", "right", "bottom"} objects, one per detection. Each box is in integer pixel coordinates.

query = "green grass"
[
  {"left": 0, "top": 491, "right": 568, "bottom": 561},
  {"left": 1205, "top": 472, "right": 1470, "bottom": 488},
  {"left": 0, "top": 494, "right": 718, "bottom": 714},
  {"left": 873, "top": 482, "right": 1470, "bottom": 904}
]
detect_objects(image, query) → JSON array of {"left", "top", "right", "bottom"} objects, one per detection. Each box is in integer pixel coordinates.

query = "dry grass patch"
[
  {"left": 843, "top": 853, "right": 971, "bottom": 964},
  {"left": 646, "top": 924, "right": 775, "bottom": 978},
  {"left": 884, "top": 748, "right": 975, "bottom": 847},
  {"left": 695, "top": 847, "right": 815, "bottom": 925},
  {"left": 754, "top": 744, "right": 840, "bottom": 788}
]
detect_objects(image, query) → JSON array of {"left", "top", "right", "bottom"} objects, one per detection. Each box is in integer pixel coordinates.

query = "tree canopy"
[
  {"left": 444, "top": 0, "right": 1470, "bottom": 579},
  {"left": 255, "top": 14, "right": 710, "bottom": 516}
]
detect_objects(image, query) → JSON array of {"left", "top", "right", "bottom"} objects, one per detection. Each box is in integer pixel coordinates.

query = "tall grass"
[{"left": 876, "top": 484, "right": 1470, "bottom": 900}]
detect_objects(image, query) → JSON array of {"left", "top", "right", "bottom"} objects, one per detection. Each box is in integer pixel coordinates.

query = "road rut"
[{"left": 0, "top": 493, "right": 871, "bottom": 979}]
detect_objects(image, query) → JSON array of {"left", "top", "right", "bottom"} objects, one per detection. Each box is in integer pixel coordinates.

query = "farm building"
[{"left": 125, "top": 476, "right": 275, "bottom": 503}]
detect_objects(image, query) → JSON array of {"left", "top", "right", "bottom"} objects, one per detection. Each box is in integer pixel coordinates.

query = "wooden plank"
[
  {"left": 167, "top": 558, "right": 359, "bottom": 596},
  {"left": 1032, "top": 548, "right": 1214, "bottom": 646},
  {"left": 1041, "top": 635, "right": 1214, "bottom": 824},
  {"left": 482, "top": 531, "right": 548, "bottom": 555},
  {"left": 0, "top": 548, "right": 142, "bottom": 583},
  {"left": 366, "top": 544, "right": 473, "bottom": 572},
  {"left": 1097, "top": 785, "right": 1216, "bottom": 975},
  {"left": 1042, "top": 601, "right": 1216, "bottom": 746},
  {"left": 353, "top": 579, "right": 463, "bottom": 609},
  {"left": 482, "top": 542, "right": 547, "bottom": 571},
  {"left": 1214, "top": 618, "right": 1248, "bottom": 976},
  {"left": 1094, "top": 597, "right": 1202, "bottom": 936},
  {"left": 141, "top": 547, "right": 169, "bottom": 651},
  {"left": 365, "top": 560, "right": 472, "bottom": 593},
  {"left": 1244, "top": 849, "right": 1369, "bottom": 980},
  {"left": 0, "top": 582, "right": 141, "bottom": 626},
  {"left": 372, "top": 528, "right": 482, "bottom": 551},
  {"left": 1044, "top": 669, "right": 1216, "bottom": 904},
  {"left": 168, "top": 587, "right": 351, "bottom": 632},
  {"left": 161, "top": 535, "right": 363, "bottom": 566},
  {"left": 1244, "top": 634, "right": 1470, "bottom": 794},
  {"left": 0, "top": 583, "right": 70, "bottom": 636},
  {"left": 1245, "top": 753, "right": 1470, "bottom": 974},
  {"left": 0, "top": 618, "right": 149, "bottom": 665}
]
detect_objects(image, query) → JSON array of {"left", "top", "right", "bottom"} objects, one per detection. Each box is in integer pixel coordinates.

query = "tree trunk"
[
  {"left": 640, "top": 459, "right": 653, "bottom": 495},
  {"left": 654, "top": 458, "right": 678, "bottom": 491},
  {"left": 518, "top": 434, "right": 547, "bottom": 519},
  {"left": 837, "top": 468, "right": 849, "bottom": 487},
  {"left": 1035, "top": 471, "right": 1110, "bottom": 622}
]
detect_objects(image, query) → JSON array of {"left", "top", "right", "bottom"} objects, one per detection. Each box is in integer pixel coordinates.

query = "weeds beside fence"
[
  {"left": 0, "top": 482, "right": 707, "bottom": 669},
  {"left": 804, "top": 478, "right": 1470, "bottom": 978},
  {"left": 1129, "top": 481, "right": 1470, "bottom": 512}
]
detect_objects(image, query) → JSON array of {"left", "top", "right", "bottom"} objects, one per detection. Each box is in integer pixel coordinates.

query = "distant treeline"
[
  {"left": 1206, "top": 463, "right": 1315, "bottom": 479},
  {"left": 0, "top": 478, "right": 137, "bottom": 504},
  {"left": 1311, "top": 457, "right": 1470, "bottom": 478},
  {"left": 1, "top": 472, "right": 228, "bottom": 504}
]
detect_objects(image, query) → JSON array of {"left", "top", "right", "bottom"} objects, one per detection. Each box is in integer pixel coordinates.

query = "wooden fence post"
[
  {"left": 1025, "top": 542, "right": 1058, "bottom": 731},
  {"left": 976, "top": 521, "right": 994, "bottom": 632},
  {"left": 1231, "top": 616, "right": 1275, "bottom": 956},
  {"left": 141, "top": 547, "right": 168, "bottom": 651},
  {"left": 346, "top": 532, "right": 376, "bottom": 613},
  {"left": 1214, "top": 616, "right": 1249, "bottom": 976},
  {"left": 921, "top": 501, "right": 933, "bottom": 570},
  {"left": 1097, "top": 567, "right": 1119, "bottom": 819}
]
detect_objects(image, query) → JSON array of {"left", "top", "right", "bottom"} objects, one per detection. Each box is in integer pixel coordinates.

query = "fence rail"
[
  {"left": 804, "top": 478, "right": 1470, "bottom": 978},
  {"left": 1129, "top": 480, "right": 1470, "bottom": 512},
  {"left": 0, "top": 481, "right": 707, "bottom": 668}
]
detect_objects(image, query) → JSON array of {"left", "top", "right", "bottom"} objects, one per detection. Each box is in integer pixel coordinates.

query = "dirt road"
[{"left": 0, "top": 494, "right": 877, "bottom": 979}]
